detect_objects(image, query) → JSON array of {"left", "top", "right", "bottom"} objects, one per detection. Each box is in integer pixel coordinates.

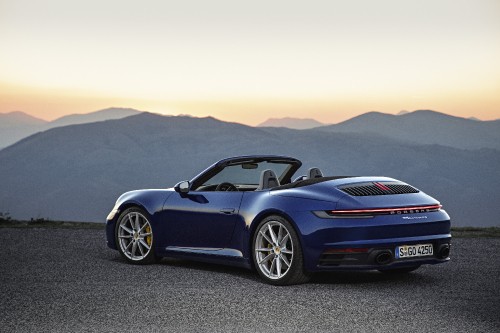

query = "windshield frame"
[{"left": 190, "top": 155, "right": 302, "bottom": 191}]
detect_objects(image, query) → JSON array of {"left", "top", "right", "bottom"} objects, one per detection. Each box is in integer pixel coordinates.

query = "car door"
[{"left": 160, "top": 190, "right": 243, "bottom": 249}]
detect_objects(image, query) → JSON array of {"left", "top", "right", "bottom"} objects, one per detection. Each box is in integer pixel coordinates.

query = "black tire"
[
  {"left": 252, "top": 215, "right": 310, "bottom": 285},
  {"left": 378, "top": 265, "right": 421, "bottom": 274},
  {"left": 115, "top": 207, "right": 159, "bottom": 264}
]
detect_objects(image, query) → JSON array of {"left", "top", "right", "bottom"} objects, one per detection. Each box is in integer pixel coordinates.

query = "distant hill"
[
  {"left": 50, "top": 107, "right": 141, "bottom": 127},
  {"left": 0, "top": 112, "right": 498, "bottom": 227},
  {"left": 258, "top": 117, "right": 327, "bottom": 129},
  {"left": 0, "top": 111, "right": 48, "bottom": 127},
  {"left": 0, "top": 107, "right": 143, "bottom": 149},
  {"left": 316, "top": 110, "right": 500, "bottom": 150},
  {"left": 0, "top": 111, "right": 49, "bottom": 150}
]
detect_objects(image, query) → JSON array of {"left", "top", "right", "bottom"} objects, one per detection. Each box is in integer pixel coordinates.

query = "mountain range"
[
  {"left": 316, "top": 110, "right": 500, "bottom": 150},
  {"left": 0, "top": 107, "right": 142, "bottom": 149},
  {"left": 0, "top": 111, "right": 498, "bottom": 227}
]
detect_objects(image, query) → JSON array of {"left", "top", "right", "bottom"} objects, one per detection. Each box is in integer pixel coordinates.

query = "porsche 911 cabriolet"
[{"left": 106, "top": 155, "right": 451, "bottom": 285}]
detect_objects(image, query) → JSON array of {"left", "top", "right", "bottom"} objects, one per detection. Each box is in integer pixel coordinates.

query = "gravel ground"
[{"left": 0, "top": 228, "right": 499, "bottom": 333}]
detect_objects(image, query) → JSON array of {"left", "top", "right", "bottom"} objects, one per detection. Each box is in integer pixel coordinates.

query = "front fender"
[{"left": 105, "top": 189, "right": 174, "bottom": 250}]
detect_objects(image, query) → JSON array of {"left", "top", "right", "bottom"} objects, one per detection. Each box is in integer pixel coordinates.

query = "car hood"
[{"left": 114, "top": 188, "right": 175, "bottom": 212}]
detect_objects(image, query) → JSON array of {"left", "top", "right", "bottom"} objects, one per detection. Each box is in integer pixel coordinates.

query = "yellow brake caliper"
[{"left": 146, "top": 225, "right": 152, "bottom": 246}]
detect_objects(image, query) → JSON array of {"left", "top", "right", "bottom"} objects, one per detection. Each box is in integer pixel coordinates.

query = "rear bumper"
[
  {"left": 316, "top": 235, "right": 451, "bottom": 271},
  {"left": 293, "top": 210, "right": 452, "bottom": 272}
]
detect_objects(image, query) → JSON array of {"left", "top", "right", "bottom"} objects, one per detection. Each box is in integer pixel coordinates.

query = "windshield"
[{"left": 202, "top": 161, "right": 292, "bottom": 186}]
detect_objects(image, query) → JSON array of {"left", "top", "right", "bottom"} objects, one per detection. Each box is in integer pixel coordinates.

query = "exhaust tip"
[
  {"left": 375, "top": 251, "right": 393, "bottom": 265},
  {"left": 437, "top": 244, "right": 450, "bottom": 259}
]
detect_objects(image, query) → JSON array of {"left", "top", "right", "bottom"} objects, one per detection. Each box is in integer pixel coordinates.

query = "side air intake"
[{"left": 340, "top": 182, "right": 419, "bottom": 196}]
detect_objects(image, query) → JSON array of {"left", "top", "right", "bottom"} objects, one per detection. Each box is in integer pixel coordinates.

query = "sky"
[{"left": 1, "top": 0, "right": 499, "bottom": 125}]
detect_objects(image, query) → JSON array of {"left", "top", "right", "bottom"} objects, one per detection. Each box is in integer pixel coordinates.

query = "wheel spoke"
[
  {"left": 134, "top": 213, "right": 141, "bottom": 230},
  {"left": 259, "top": 231, "right": 273, "bottom": 245},
  {"left": 277, "top": 225, "right": 283, "bottom": 244},
  {"left": 281, "top": 249, "right": 292, "bottom": 255},
  {"left": 269, "top": 257, "right": 276, "bottom": 276},
  {"left": 258, "top": 253, "right": 274, "bottom": 265},
  {"left": 127, "top": 214, "right": 134, "bottom": 229},
  {"left": 120, "top": 224, "right": 133, "bottom": 234},
  {"left": 118, "top": 235, "right": 132, "bottom": 239},
  {"left": 139, "top": 239, "right": 150, "bottom": 251},
  {"left": 140, "top": 232, "right": 151, "bottom": 237},
  {"left": 125, "top": 240, "right": 133, "bottom": 251},
  {"left": 139, "top": 223, "right": 147, "bottom": 233},
  {"left": 280, "top": 254, "right": 291, "bottom": 267},
  {"left": 279, "top": 234, "right": 290, "bottom": 248},
  {"left": 131, "top": 241, "right": 138, "bottom": 256},
  {"left": 256, "top": 248, "right": 272, "bottom": 252},
  {"left": 138, "top": 241, "right": 145, "bottom": 256},
  {"left": 276, "top": 256, "right": 282, "bottom": 278},
  {"left": 268, "top": 225, "right": 278, "bottom": 245}
]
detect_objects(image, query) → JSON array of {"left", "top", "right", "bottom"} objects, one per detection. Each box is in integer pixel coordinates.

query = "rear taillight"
[{"left": 327, "top": 204, "right": 442, "bottom": 217}]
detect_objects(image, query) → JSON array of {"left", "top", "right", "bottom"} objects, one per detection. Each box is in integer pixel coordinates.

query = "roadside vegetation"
[{"left": 0, "top": 212, "right": 104, "bottom": 229}]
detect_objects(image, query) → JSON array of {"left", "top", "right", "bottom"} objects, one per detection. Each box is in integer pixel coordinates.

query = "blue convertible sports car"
[{"left": 106, "top": 155, "right": 451, "bottom": 285}]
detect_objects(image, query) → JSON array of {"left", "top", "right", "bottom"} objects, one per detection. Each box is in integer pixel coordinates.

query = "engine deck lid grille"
[{"left": 339, "top": 182, "right": 419, "bottom": 196}]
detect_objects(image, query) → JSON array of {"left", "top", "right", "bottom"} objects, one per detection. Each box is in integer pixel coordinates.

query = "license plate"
[{"left": 396, "top": 244, "right": 433, "bottom": 259}]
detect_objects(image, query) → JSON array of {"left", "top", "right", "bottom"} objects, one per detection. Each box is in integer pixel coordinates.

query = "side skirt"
[{"left": 161, "top": 246, "right": 252, "bottom": 269}]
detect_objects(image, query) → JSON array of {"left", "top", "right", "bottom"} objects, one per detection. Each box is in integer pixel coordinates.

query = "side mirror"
[{"left": 174, "top": 180, "right": 191, "bottom": 195}]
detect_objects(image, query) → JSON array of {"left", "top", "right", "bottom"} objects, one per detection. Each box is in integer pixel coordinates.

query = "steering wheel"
[{"left": 215, "top": 182, "right": 239, "bottom": 192}]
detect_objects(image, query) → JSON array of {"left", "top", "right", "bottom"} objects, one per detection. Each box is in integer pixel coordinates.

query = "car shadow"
[
  {"left": 159, "top": 257, "right": 261, "bottom": 281},
  {"left": 160, "top": 258, "right": 438, "bottom": 286},
  {"left": 107, "top": 255, "right": 438, "bottom": 286},
  {"left": 309, "top": 270, "right": 437, "bottom": 286}
]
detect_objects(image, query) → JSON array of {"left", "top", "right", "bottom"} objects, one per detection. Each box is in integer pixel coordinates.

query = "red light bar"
[
  {"left": 329, "top": 204, "right": 442, "bottom": 215},
  {"left": 374, "top": 182, "right": 391, "bottom": 191}
]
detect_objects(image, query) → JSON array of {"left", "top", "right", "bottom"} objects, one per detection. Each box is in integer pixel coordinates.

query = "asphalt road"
[{"left": 0, "top": 228, "right": 499, "bottom": 333}]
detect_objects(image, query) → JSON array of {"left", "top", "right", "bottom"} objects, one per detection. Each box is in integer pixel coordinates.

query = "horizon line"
[{"left": 2, "top": 107, "right": 498, "bottom": 126}]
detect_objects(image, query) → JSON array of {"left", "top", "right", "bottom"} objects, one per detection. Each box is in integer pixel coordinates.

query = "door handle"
[{"left": 220, "top": 208, "right": 235, "bottom": 215}]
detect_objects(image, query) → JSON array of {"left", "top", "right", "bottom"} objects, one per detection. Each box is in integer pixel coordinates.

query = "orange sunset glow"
[{"left": 1, "top": 0, "right": 499, "bottom": 125}]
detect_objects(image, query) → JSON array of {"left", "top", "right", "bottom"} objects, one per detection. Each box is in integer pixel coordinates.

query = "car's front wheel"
[
  {"left": 253, "top": 215, "right": 310, "bottom": 285},
  {"left": 115, "top": 207, "right": 158, "bottom": 264}
]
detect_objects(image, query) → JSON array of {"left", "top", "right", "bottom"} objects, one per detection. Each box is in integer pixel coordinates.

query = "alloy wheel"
[
  {"left": 117, "top": 211, "right": 153, "bottom": 261},
  {"left": 254, "top": 220, "right": 294, "bottom": 280}
]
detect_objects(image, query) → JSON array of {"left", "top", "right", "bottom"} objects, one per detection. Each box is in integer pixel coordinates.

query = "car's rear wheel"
[
  {"left": 116, "top": 207, "right": 158, "bottom": 264},
  {"left": 378, "top": 265, "right": 420, "bottom": 274},
  {"left": 253, "top": 215, "right": 310, "bottom": 285}
]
